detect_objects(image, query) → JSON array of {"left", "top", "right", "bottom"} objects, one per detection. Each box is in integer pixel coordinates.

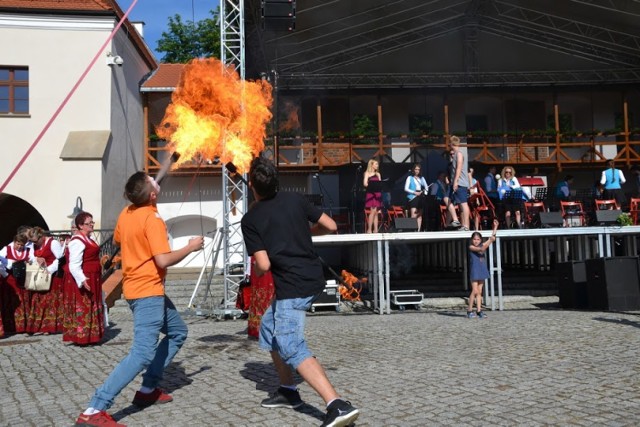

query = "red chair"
[
  {"left": 382, "top": 205, "right": 406, "bottom": 231},
  {"left": 594, "top": 199, "right": 619, "bottom": 211},
  {"left": 468, "top": 186, "right": 497, "bottom": 230},
  {"left": 560, "top": 201, "right": 586, "bottom": 227},
  {"left": 524, "top": 201, "right": 546, "bottom": 228}
]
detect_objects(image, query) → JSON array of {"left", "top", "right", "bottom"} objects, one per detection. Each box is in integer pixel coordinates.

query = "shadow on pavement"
[{"left": 593, "top": 316, "right": 640, "bottom": 329}]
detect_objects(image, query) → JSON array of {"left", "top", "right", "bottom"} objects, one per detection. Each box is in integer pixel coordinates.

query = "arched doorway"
[{"left": 0, "top": 193, "right": 48, "bottom": 247}]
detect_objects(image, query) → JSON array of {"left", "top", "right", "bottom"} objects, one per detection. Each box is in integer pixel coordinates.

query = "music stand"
[{"left": 366, "top": 178, "right": 391, "bottom": 194}]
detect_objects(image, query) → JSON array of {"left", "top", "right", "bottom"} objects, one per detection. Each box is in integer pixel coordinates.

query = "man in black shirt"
[{"left": 241, "top": 157, "right": 360, "bottom": 427}]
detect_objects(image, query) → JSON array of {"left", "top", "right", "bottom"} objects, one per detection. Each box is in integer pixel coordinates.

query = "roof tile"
[
  {"left": 142, "top": 63, "right": 185, "bottom": 90},
  {"left": 0, "top": 1, "right": 113, "bottom": 12}
]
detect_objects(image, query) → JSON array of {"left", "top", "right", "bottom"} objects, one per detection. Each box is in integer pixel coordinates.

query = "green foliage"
[
  {"left": 157, "top": 9, "right": 221, "bottom": 63},
  {"left": 617, "top": 212, "right": 632, "bottom": 226},
  {"left": 409, "top": 114, "right": 433, "bottom": 134},
  {"left": 352, "top": 114, "right": 377, "bottom": 136}
]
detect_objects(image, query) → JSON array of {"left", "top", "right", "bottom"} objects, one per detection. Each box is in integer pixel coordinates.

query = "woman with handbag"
[
  {"left": 62, "top": 212, "right": 105, "bottom": 345},
  {"left": 26, "top": 226, "right": 65, "bottom": 335},
  {"left": 0, "top": 232, "right": 35, "bottom": 335}
]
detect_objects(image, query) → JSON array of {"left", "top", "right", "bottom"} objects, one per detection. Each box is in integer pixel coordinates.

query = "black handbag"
[
  {"left": 56, "top": 256, "right": 66, "bottom": 278},
  {"left": 11, "top": 261, "right": 27, "bottom": 286}
]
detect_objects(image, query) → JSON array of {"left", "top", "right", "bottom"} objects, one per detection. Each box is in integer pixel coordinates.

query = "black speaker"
[
  {"left": 262, "top": 1, "right": 295, "bottom": 17},
  {"left": 261, "top": 0, "right": 296, "bottom": 31},
  {"left": 394, "top": 217, "right": 419, "bottom": 232},
  {"left": 556, "top": 261, "right": 588, "bottom": 309},
  {"left": 585, "top": 257, "right": 640, "bottom": 311},
  {"left": 539, "top": 211, "right": 563, "bottom": 228},
  {"left": 595, "top": 209, "right": 621, "bottom": 225}
]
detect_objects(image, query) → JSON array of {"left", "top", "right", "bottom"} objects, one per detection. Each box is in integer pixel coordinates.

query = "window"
[{"left": 0, "top": 67, "right": 29, "bottom": 114}]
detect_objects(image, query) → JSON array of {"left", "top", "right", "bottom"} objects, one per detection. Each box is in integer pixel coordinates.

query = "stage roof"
[{"left": 245, "top": 0, "right": 640, "bottom": 89}]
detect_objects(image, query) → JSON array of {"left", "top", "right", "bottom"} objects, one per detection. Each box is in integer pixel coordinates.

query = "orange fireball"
[{"left": 156, "top": 58, "right": 273, "bottom": 173}]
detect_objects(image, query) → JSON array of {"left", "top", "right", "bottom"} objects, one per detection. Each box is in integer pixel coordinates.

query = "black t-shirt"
[{"left": 241, "top": 191, "right": 326, "bottom": 300}]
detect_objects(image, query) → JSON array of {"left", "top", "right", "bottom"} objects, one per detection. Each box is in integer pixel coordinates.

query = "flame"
[
  {"left": 339, "top": 269, "right": 366, "bottom": 301},
  {"left": 156, "top": 58, "right": 273, "bottom": 173},
  {"left": 279, "top": 100, "right": 300, "bottom": 132}
]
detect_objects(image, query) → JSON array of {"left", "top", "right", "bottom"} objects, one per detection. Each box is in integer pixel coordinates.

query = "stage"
[{"left": 313, "top": 226, "right": 640, "bottom": 314}]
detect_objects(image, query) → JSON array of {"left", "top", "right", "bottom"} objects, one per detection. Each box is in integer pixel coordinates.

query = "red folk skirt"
[
  {"left": 247, "top": 269, "right": 275, "bottom": 338},
  {"left": 26, "top": 274, "right": 64, "bottom": 334},
  {"left": 0, "top": 273, "right": 30, "bottom": 335},
  {"left": 62, "top": 270, "right": 104, "bottom": 345}
]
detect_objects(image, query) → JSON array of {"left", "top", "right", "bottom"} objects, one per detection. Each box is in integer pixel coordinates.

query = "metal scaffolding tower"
[{"left": 218, "top": 0, "right": 247, "bottom": 318}]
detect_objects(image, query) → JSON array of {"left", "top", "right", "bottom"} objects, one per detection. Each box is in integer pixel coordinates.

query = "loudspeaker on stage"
[
  {"left": 539, "top": 211, "right": 564, "bottom": 228},
  {"left": 556, "top": 261, "right": 588, "bottom": 309},
  {"left": 595, "top": 209, "right": 622, "bottom": 225},
  {"left": 394, "top": 217, "right": 419, "bottom": 232}
]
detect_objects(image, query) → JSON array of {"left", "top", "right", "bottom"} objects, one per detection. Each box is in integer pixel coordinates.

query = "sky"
[{"left": 118, "top": 0, "right": 219, "bottom": 60}]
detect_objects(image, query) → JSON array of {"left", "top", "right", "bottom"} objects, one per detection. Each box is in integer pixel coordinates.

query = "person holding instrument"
[
  {"left": 363, "top": 158, "right": 383, "bottom": 233},
  {"left": 404, "top": 163, "right": 428, "bottom": 231},
  {"left": 497, "top": 165, "right": 523, "bottom": 229}
]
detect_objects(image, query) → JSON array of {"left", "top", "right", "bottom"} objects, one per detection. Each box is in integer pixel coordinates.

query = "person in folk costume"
[
  {"left": 62, "top": 211, "right": 104, "bottom": 345},
  {"left": 26, "top": 226, "right": 65, "bottom": 334},
  {"left": 0, "top": 254, "right": 7, "bottom": 337},
  {"left": 0, "top": 232, "right": 36, "bottom": 335}
]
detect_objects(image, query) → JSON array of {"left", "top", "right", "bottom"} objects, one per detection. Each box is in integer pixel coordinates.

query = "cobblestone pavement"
[{"left": 1, "top": 298, "right": 639, "bottom": 426}]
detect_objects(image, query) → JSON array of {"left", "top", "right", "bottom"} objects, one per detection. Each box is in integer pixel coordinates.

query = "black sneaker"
[
  {"left": 260, "top": 387, "right": 303, "bottom": 409},
  {"left": 321, "top": 399, "right": 360, "bottom": 427}
]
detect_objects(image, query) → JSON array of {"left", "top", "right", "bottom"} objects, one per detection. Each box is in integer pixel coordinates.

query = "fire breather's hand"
[{"left": 188, "top": 236, "right": 205, "bottom": 252}]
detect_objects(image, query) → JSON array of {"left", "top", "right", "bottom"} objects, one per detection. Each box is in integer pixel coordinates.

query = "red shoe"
[
  {"left": 75, "top": 410, "right": 126, "bottom": 426},
  {"left": 132, "top": 388, "right": 173, "bottom": 407}
]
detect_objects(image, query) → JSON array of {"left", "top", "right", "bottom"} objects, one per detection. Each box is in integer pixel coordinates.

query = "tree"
[{"left": 156, "top": 8, "right": 221, "bottom": 63}]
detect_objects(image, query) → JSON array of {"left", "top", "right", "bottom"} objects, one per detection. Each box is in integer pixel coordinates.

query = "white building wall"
[{"left": 0, "top": 14, "right": 153, "bottom": 232}]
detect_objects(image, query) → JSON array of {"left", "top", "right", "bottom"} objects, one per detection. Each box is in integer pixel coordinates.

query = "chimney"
[{"left": 131, "top": 21, "right": 145, "bottom": 38}]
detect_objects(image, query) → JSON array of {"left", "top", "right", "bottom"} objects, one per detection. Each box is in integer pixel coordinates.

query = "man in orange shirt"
[{"left": 75, "top": 172, "right": 204, "bottom": 427}]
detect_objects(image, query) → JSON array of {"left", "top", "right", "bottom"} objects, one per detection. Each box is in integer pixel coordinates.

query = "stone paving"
[{"left": 1, "top": 296, "right": 639, "bottom": 426}]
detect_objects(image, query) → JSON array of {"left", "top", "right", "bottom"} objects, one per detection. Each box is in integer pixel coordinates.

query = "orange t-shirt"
[{"left": 114, "top": 204, "right": 171, "bottom": 300}]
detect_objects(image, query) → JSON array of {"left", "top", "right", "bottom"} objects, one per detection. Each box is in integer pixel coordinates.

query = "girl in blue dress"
[{"left": 467, "top": 219, "right": 499, "bottom": 318}]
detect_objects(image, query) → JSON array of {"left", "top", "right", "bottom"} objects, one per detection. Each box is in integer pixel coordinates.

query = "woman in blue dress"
[{"left": 467, "top": 219, "right": 499, "bottom": 319}]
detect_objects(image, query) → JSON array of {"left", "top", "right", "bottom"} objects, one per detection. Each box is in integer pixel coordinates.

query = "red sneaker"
[
  {"left": 132, "top": 388, "right": 173, "bottom": 407},
  {"left": 75, "top": 410, "right": 126, "bottom": 426}
]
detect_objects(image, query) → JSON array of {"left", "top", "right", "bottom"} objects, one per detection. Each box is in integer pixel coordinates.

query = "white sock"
[
  {"left": 83, "top": 408, "right": 100, "bottom": 416},
  {"left": 280, "top": 384, "right": 297, "bottom": 391},
  {"left": 139, "top": 386, "right": 154, "bottom": 394}
]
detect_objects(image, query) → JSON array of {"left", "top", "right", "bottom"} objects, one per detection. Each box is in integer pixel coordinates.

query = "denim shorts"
[
  {"left": 259, "top": 295, "right": 315, "bottom": 370},
  {"left": 450, "top": 186, "right": 469, "bottom": 204}
]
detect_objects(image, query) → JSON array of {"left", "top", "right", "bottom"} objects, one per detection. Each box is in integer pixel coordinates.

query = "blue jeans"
[
  {"left": 259, "top": 296, "right": 315, "bottom": 371},
  {"left": 89, "top": 296, "right": 188, "bottom": 411}
]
